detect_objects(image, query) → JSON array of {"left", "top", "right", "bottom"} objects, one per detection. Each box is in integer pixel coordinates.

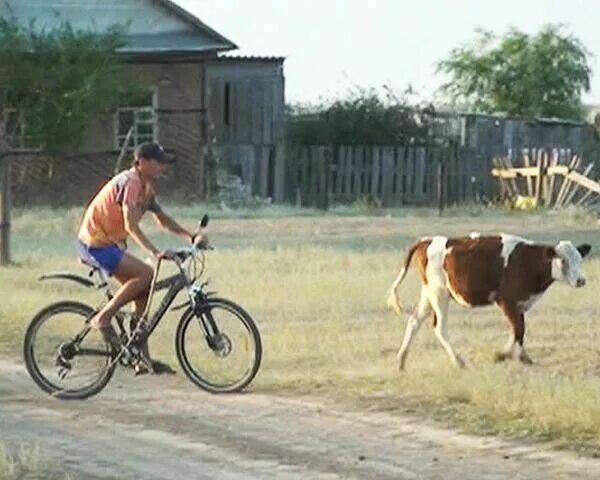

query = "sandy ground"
[{"left": 1, "top": 359, "right": 599, "bottom": 480}]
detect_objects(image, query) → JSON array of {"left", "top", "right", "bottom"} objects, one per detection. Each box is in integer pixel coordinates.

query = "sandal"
[{"left": 134, "top": 360, "right": 176, "bottom": 376}]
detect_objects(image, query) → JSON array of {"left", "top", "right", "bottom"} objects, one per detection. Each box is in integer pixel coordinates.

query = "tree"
[
  {"left": 0, "top": 18, "right": 141, "bottom": 264},
  {"left": 0, "top": 18, "right": 141, "bottom": 151},
  {"left": 437, "top": 24, "right": 591, "bottom": 120},
  {"left": 286, "top": 86, "right": 435, "bottom": 146}
]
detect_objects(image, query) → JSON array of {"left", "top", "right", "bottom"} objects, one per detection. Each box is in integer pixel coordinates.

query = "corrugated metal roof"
[
  {"left": 0, "top": 0, "right": 237, "bottom": 54},
  {"left": 216, "top": 54, "right": 286, "bottom": 63}
]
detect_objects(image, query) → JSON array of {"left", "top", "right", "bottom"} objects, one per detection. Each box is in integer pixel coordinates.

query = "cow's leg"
[
  {"left": 495, "top": 301, "right": 532, "bottom": 364},
  {"left": 429, "top": 289, "right": 465, "bottom": 368},
  {"left": 397, "top": 287, "right": 431, "bottom": 371}
]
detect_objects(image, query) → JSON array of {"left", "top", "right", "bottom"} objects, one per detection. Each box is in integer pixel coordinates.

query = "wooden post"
[
  {"left": 0, "top": 152, "right": 10, "bottom": 265},
  {"left": 436, "top": 150, "right": 445, "bottom": 216},
  {"left": 0, "top": 104, "right": 10, "bottom": 265},
  {"left": 534, "top": 151, "right": 544, "bottom": 207}
]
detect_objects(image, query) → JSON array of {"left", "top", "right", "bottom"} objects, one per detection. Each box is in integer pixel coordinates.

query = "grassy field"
[{"left": 2, "top": 204, "right": 600, "bottom": 454}]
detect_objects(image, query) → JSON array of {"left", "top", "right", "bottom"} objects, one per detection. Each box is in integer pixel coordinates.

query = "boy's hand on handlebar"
[{"left": 191, "top": 232, "right": 209, "bottom": 248}]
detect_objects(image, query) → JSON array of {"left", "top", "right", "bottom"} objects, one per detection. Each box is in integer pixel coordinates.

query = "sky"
[{"left": 176, "top": 0, "right": 600, "bottom": 108}]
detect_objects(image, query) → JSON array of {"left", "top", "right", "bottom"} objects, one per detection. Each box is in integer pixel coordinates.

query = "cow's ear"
[
  {"left": 545, "top": 247, "right": 557, "bottom": 259},
  {"left": 577, "top": 244, "right": 591, "bottom": 258}
]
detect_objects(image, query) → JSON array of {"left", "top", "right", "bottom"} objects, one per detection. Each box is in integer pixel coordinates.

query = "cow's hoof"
[
  {"left": 494, "top": 351, "right": 508, "bottom": 363},
  {"left": 519, "top": 352, "right": 533, "bottom": 365},
  {"left": 455, "top": 355, "right": 466, "bottom": 369}
]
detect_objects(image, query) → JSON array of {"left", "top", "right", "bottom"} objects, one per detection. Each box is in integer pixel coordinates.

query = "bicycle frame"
[{"left": 40, "top": 250, "right": 216, "bottom": 345}]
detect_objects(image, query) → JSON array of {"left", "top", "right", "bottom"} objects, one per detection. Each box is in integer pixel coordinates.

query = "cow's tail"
[{"left": 386, "top": 242, "right": 420, "bottom": 315}]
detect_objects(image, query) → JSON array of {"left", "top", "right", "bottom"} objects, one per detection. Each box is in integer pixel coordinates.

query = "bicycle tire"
[
  {"left": 23, "top": 301, "right": 116, "bottom": 400},
  {"left": 175, "top": 297, "right": 262, "bottom": 393}
]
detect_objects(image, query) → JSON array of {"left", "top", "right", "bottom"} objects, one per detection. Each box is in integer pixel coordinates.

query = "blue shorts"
[{"left": 77, "top": 240, "right": 124, "bottom": 276}]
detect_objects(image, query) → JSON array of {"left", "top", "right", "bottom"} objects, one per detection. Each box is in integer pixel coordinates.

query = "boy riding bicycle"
[{"left": 78, "top": 142, "right": 205, "bottom": 374}]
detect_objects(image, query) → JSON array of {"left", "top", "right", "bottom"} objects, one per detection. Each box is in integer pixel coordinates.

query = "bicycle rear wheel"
[
  {"left": 23, "top": 301, "right": 116, "bottom": 400},
  {"left": 175, "top": 298, "right": 262, "bottom": 393}
]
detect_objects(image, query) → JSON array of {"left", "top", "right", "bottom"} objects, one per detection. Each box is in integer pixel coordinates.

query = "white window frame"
[
  {"left": 113, "top": 88, "right": 159, "bottom": 150},
  {"left": 3, "top": 108, "right": 41, "bottom": 151}
]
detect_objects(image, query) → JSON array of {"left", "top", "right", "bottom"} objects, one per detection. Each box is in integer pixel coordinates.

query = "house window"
[
  {"left": 3, "top": 108, "right": 41, "bottom": 150},
  {"left": 114, "top": 91, "right": 158, "bottom": 149}
]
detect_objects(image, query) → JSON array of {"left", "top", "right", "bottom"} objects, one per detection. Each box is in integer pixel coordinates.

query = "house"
[{"left": 1, "top": 0, "right": 285, "bottom": 202}]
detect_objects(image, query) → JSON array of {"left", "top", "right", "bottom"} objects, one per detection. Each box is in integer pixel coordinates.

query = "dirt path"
[{"left": 1, "top": 359, "right": 599, "bottom": 480}]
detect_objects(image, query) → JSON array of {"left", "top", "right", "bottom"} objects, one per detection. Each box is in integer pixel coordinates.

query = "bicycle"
[{"left": 23, "top": 215, "right": 262, "bottom": 400}]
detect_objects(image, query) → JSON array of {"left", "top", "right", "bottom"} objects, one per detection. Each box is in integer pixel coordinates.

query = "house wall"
[
  {"left": 78, "top": 61, "right": 207, "bottom": 197},
  {"left": 205, "top": 59, "right": 286, "bottom": 200}
]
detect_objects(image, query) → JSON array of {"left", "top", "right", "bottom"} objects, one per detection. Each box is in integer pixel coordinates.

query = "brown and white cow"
[{"left": 386, "top": 234, "right": 591, "bottom": 369}]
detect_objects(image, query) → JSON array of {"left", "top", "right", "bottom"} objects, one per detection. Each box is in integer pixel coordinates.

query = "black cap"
[{"left": 134, "top": 142, "right": 174, "bottom": 164}]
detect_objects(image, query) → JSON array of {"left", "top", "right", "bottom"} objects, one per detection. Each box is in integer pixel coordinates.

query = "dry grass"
[
  {"left": 3, "top": 205, "right": 600, "bottom": 453},
  {"left": 0, "top": 443, "right": 70, "bottom": 480}
]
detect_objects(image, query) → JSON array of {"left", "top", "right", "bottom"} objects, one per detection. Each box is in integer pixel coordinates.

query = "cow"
[{"left": 386, "top": 233, "right": 591, "bottom": 369}]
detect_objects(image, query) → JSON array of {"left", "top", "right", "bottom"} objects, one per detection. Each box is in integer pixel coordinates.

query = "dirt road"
[{"left": 1, "top": 359, "right": 599, "bottom": 479}]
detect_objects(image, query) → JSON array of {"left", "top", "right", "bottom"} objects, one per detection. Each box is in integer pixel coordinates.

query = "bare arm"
[
  {"left": 123, "top": 204, "right": 161, "bottom": 258},
  {"left": 152, "top": 210, "right": 195, "bottom": 243}
]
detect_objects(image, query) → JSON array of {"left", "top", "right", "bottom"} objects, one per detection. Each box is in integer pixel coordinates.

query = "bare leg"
[{"left": 90, "top": 252, "right": 153, "bottom": 329}]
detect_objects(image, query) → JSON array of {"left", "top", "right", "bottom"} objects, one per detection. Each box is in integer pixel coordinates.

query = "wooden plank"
[
  {"left": 242, "top": 79, "right": 252, "bottom": 144},
  {"left": 370, "top": 146, "right": 381, "bottom": 197},
  {"left": 257, "top": 146, "right": 270, "bottom": 197},
  {"left": 502, "top": 156, "right": 520, "bottom": 197},
  {"left": 344, "top": 146, "right": 354, "bottom": 201},
  {"left": 564, "top": 164, "right": 598, "bottom": 196},
  {"left": 492, "top": 158, "right": 508, "bottom": 198},
  {"left": 491, "top": 165, "right": 569, "bottom": 178},
  {"left": 353, "top": 146, "right": 364, "bottom": 195},
  {"left": 542, "top": 151, "right": 552, "bottom": 206},
  {"left": 415, "top": 146, "right": 426, "bottom": 201},
  {"left": 555, "top": 156, "right": 581, "bottom": 208},
  {"left": 317, "top": 146, "right": 330, "bottom": 209},
  {"left": 381, "top": 146, "right": 395, "bottom": 207},
  {"left": 263, "top": 80, "right": 273, "bottom": 144},
  {"left": 273, "top": 142, "right": 285, "bottom": 202},
  {"left": 251, "top": 79, "right": 262, "bottom": 145},
  {"left": 394, "top": 146, "right": 406, "bottom": 202},
  {"left": 404, "top": 146, "right": 415, "bottom": 202},
  {"left": 332, "top": 146, "right": 344, "bottom": 198},
  {"left": 460, "top": 147, "right": 469, "bottom": 203},
  {"left": 553, "top": 154, "right": 579, "bottom": 208},
  {"left": 523, "top": 151, "right": 533, "bottom": 196},
  {"left": 300, "top": 147, "right": 311, "bottom": 206},
  {"left": 0, "top": 156, "right": 10, "bottom": 265},
  {"left": 547, "top": 150, "right": 559, "bottom": 206},
  {"left": 363, "top": 147, "right": 372, "bottom": 196},
  {"left": 534, "top": 150, "right": 544, "bottom": 204}
]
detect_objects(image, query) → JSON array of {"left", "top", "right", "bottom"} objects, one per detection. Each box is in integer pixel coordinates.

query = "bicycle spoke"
[
  {"left": 176, "top": 298, "right": 262, "bottom": 393},
  {"left": 24, "top": 302, "right": 116, "bottom": 399}
]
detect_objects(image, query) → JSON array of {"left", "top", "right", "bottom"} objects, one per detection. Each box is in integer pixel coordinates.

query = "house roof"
[{"left": 0, "top": 0, "right": 237, "bottom": 55}]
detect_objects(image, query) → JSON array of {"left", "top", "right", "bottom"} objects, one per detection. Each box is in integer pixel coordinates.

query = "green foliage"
[
  {"left": 437, "top": 24, "right": 591, "bottom": 120},
  {"left": 0, "top": 18, "right": 142, "bottom": 151},
  {"left": 286, "top": 86, "right": 435, "bottom": 146}
]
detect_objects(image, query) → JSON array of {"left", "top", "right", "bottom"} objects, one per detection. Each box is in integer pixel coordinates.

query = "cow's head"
[{"left": 550, "top": 241, "right": 591, "bottom": 287}]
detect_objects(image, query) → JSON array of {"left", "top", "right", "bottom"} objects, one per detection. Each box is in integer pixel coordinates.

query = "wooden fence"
[
  {"left": 491, "top": 149, "right": 600, "bottom": 211},
  {"left": 285, "top": 145, "right": 486, "bottom": 208}
]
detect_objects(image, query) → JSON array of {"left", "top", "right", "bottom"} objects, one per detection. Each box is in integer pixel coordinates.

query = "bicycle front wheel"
[
  {"left": 175, "top": 298, "right": 262, "bottom": 393},
  {"left": 23, "top": 301, "right": 116, "bottom": 400}
]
